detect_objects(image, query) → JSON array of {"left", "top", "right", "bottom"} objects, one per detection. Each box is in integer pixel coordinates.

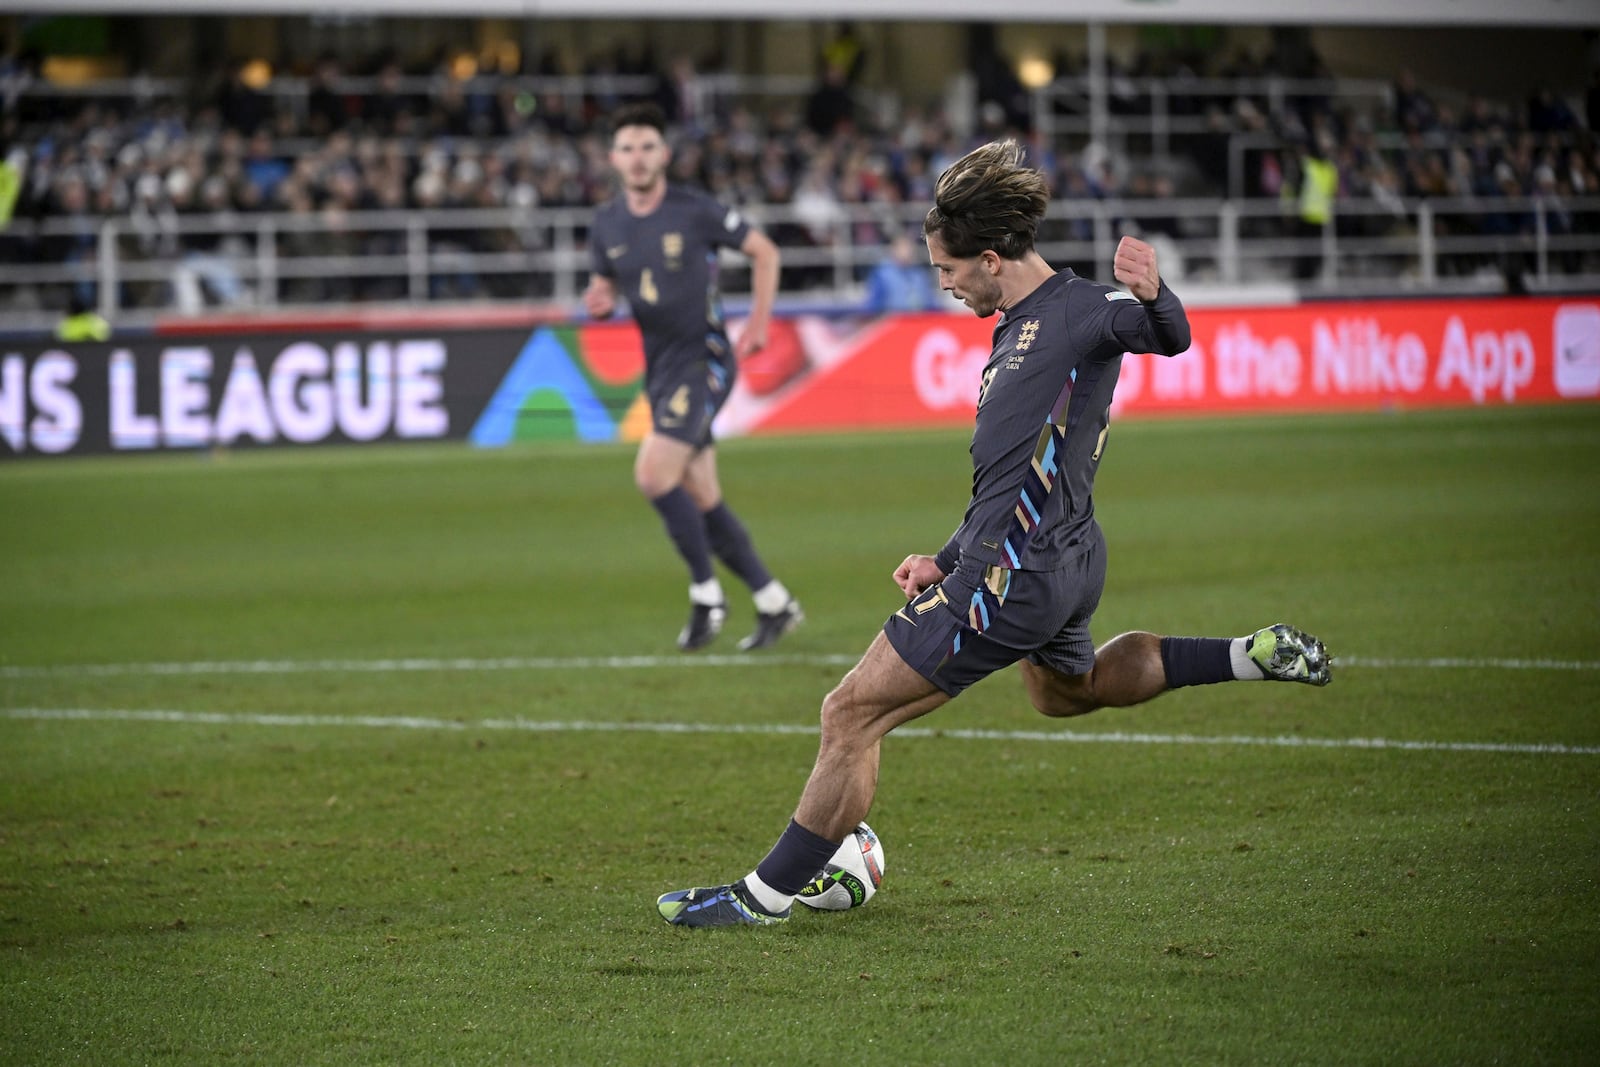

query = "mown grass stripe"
[{"left": 1, "top": 652, "right": 1595, "bottom": 679}]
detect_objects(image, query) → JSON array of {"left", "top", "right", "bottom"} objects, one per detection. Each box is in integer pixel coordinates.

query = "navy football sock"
[
  {"left": 754, "top": 818, "right": 842, "bottom": 896},
  {"left": 650, "top": 487, "right": 715, "bottom": 584},
  {"left": 1159, "top": 636, "right": 1235, "bottom": 688},
  {"left": 703, "top": 502, "right": 774, "bottom": 591}
]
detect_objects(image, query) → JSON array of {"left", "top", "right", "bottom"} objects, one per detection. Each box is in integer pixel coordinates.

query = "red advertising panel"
[{"left": 714, "top": 297, "right": 1600, "bottom": 437}]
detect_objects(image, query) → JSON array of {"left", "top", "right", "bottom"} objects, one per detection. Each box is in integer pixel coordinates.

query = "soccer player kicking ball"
[
  {"left": 585, "top": 103, "right": 802, "bottom": 653},
  {"left": 657, "top": 140, "right": 1332, "bottom": 927}
]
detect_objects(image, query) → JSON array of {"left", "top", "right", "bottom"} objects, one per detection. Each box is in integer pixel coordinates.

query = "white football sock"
[
  {"left": 1230, "top": 636, "right": 1265, "bottom": 680},
  {"left": 751, "top": 580, "right": 791, "bottom": 614},
  {"left": 689, "top": 578, "right": 725, "bottom": 606},
  {"left": 741, "top": 871, "right": 794, "bottom": 914}
]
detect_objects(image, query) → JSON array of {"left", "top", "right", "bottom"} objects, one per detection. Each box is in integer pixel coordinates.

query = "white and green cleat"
[{"left": 1246, "top": 624, "right": 1332, "bottom": 686}]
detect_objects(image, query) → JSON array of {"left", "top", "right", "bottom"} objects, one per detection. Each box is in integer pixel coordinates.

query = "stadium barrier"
[
  {"left": 5, "top": 194, "right": 1599, "bottom": 337},
  {"left": 2, "top": 295, "right": 1596, "bottom": 459}
]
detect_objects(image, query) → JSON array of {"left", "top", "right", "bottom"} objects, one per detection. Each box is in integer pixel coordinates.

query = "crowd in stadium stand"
[{"left": 2, "top": 41, "right": 1597, "bottom": 311}]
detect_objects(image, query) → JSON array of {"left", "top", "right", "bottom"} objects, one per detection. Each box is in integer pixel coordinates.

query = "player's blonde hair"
[{"left": 923, "top": 140, "right": 1049, "bottom": 260}]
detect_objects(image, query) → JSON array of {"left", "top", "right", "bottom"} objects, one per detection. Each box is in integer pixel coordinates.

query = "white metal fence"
[{"left": 4, "top": 192, "right": 1596, "bottom": 332}]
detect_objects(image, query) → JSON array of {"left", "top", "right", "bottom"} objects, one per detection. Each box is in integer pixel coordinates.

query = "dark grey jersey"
[
  {"left": 589, "top": 185, "right": 752, "bottom": 389},
  {"left": 937, "top": 270, "right": 1191, "bottom": 574}
]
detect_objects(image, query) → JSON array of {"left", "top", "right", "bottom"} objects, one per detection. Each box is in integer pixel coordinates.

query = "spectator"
[
  {"left": 655, "top": 53, "right": 712, "bottom": 134},
  {"left": 0, "top": 145, "right": 21, "bottom": 226},
  {"left": 241, "top": 129, "right": 288, "bottom": 202},
  {"left": 820, "top": 22, "right": 868, "bottom": 87},
  {"left": 56, "top": 292, "right": 110, "bottom": 341},
  {"left": 1527, "top": 87, "right": 1579, "bottom": 133},
  {"left": 1284, "top": 136, "right": 1339, "bottom": 281},
  {"left": 364, "top": 58, "right": 416, "bottom": 136},
  {"left": 170, "top": 169, "right": 247, "bottom": 311},
  {"left": 216, "top": 59, "right": 271, "bottom": 136},
  {"left": 1391, "top": 69, "right": 1437, "bottom": 135},
  {"left": 969, "top": 23, "right": 1030, "bottom": 133},
  {"left": 863, "top": 231, "right": 937, "bottom": 313},
  {"left": 125, "top": 170, "right": 183, "bottom": 303},
  {"left": 804, "top": 61, "right": 856, "bottom": 139},
  {"left": 307, "top": 53, "right": 351, "bottom": 136},
  {"left": 43, "top": 171, "right": 102, "bottom": 310}
]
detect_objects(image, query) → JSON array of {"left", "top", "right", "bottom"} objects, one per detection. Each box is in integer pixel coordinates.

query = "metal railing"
[{"left": 4, "top": 193, "right": 1596, "bottom": 333}]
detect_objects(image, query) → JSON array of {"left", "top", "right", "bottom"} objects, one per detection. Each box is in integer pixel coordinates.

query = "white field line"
[
  {"left": 5, "top": 707, "right": 1599, "bottom": 756},
  {"left": 1, "top": 652, "right": 1597, "bottom": 680},
  {"left": 0, "top": 654, "right": 860, "bottom": 678}
]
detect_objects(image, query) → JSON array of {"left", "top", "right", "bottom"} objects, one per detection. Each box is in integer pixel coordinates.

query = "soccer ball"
[{"left": 795, "top": 822, "right": 884, "bottom": 911}]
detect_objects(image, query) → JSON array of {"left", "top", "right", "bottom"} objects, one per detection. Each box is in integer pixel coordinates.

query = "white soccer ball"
[{"left": 795, "top": 822, "right": 884, "bottom": 911}]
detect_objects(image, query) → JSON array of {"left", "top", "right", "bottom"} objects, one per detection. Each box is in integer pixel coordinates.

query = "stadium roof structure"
[{"left": 22, "top": 0, "right": 1600, "bottom": 27}]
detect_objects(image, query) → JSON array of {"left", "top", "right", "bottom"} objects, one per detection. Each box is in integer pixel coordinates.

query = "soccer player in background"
[
  {"left": 658, "top": 140, "right": 1333, "bottom": 926},
  {"left": 583, "top": 103, "right": 802, "bottom": 652}
]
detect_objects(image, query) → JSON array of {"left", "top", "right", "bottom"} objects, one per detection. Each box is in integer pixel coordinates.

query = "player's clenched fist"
[
  {"left": 1112, "top": 235, "right": 1161, "bottom": 303},
  {"left": 893, "top": 554, "right": 945, "bottom": 598},
  {"left": 582, "top": 275, "right": 617, "bottom": 319}
]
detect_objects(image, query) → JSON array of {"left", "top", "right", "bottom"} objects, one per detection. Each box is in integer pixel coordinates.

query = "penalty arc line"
[
  {"left": 5, "top": 707, "right": 1599, "bottom": 756},
  {"left": 0, "top": 653, "right": 1597, "bottom": 679}
]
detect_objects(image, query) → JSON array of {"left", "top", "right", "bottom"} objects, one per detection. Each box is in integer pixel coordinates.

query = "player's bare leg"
[
  {"left": 1022, "top": 625, "right": 1332, "bottom": 719},
  {"left": 678, "top": 444, "right": 721, "bottom": 510},
  {"left": 1020, "top": 632, "right": 1167, "bottom": 718},
  {"left": 657, "top": 634, "right": 945, "bottom": 927},
  {"left": 633, "top": 430, "right": 695, "bottom": 500},
  {"left": 792, "top": 632, "right": 950, "bottom": 840}
]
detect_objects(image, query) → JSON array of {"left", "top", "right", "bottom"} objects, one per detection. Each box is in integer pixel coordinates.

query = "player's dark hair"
[
  {"left": 610, "top": 101, "right": 668, "bottom": 139},
  {"left": 923, "top": 140, "right": 1049, "bottom": 261}
]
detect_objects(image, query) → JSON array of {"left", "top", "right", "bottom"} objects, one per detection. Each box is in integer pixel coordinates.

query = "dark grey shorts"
[
  {"left": 648, "top": 344, "right": 734, "bottom": 448},
  {"left": 884, "top": 526, "right": 1107, "bottom": 697}
]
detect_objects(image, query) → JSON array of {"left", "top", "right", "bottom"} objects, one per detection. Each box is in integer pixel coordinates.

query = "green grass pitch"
[{"left": 2, "top": 405, "right": 1598, "bottom": 1065}]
